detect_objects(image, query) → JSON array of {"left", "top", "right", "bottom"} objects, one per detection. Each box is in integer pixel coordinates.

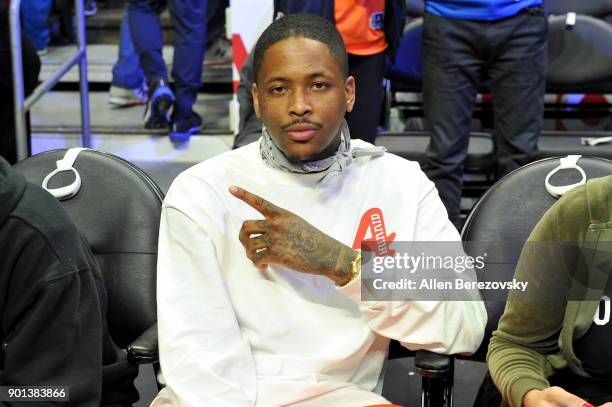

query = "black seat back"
[
  {"left": 546, "top": 0, "right": 612, "bottom": 17},
  {"left": 13, "top": 149, "right": 164, "bottom": 348},
  {"left": 537, "top": 131, "right": 612, "bottom": 161},
  {"left": 460, "top": 156, "right": 612, "bottom": 361},
  {"left": 547, "top": 15, "right": 612, "bottom": 93}
]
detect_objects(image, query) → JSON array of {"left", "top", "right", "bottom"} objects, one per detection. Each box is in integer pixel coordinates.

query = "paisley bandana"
[{"left": 259, "top": 119, "right": 385, "bottom": 184}]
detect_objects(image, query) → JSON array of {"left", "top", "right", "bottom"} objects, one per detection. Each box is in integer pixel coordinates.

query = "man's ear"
[
  {"left": 252, "top": 83, "right": 261, "bottom": 118},
  {"left": 345, "top": 75, "right": 356, "bottom": 113}
]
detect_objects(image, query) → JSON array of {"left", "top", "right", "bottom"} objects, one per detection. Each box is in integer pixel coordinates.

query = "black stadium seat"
[
  {"left": 545, "top": 0, "right": 612, "bottom": 17},
  {"left": 547, "top": 15, "right": 612, "bottom": 93},
  {"left": 460, "top": 156, "right": 612, "bottom": 362},
  {"left": 13, "top": 149, "right": 162, "bottom": 375},
  {"left": 537, "top": 131, "right": 612, "bottom": 160},
  {"left": 418, "top": 157, "right": 612, "bottom": 405}
]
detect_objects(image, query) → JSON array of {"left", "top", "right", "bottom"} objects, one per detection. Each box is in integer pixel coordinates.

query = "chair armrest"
[
  {"left": 414, "top": 350, "right": 453, "bottom": 378},
  {"left": 127, "top": 323, "right": 158, "bottom": 365}
]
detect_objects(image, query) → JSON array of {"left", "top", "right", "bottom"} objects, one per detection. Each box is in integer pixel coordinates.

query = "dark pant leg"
[
  {"left": 20, "top": 0, "right": 53, "bottom": 51},
  {"left": 0, "top": 26, "right": 40, "bottom": 164},
  {"left": 473, "top": 371, "right": 502, "bottom": 407},
  {"left": 422, "top": 13, "right": 483, "bottom": 226},
  {"left": 345, "top": 52, "right": 386, "bottom": 144},
  {"left": 488, "top": 10, "right": 547, "bottom": 177},
  {"left": 168, "top": 0, "right": 207, "bottom": 119},
  {"left": 111, "top": 6, "right": 145, "bottom": 89},
  {"left": 127, "top": 0, "right": 168, "bottom": 82},
  {"left": 206, "top": 0, "right": 227, "bottom": 48}
]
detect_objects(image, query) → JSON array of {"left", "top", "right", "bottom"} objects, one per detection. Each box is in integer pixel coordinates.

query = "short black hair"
[{"left": 252, "top": 13, "right": 349, "bottom": 84}]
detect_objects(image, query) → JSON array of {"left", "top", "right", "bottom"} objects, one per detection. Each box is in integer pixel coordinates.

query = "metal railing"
[{"left": 10, "top": 0, "right": 92, "bottom": 161}]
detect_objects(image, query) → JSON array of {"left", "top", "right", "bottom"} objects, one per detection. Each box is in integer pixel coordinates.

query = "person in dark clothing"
[
  {"left": 109, "top": 0, "right": 228, "bottom": 108},
  {"left": 0, "top": 1, "right": 40, "bottom": 164},
  {"left": 421, "top": 0, "right": 547, "bottom": 227},
  {"left": 127, "top": 0, "right": 208, "bottom": 142},
  {"left": 0, "top": 156, "right": 139, "bottom": 406}
]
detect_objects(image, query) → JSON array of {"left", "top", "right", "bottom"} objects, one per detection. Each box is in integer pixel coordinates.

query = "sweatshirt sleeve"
[
  {"left": 337, "top": 169, "right": 487, "bottom": 355},
  {"left": 0, "top": 224, "right": 104, "bottom": 406},
  {"left": 156, "top": 205, "right": 257, "bottom": 407},
  {"left": 487, "top": 186, "right": 591, "bottom": 407}
]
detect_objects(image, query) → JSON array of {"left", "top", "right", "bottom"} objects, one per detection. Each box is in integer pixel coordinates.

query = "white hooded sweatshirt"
[{"left": 152, "top": 140, "right": 486, "bottom": 407}]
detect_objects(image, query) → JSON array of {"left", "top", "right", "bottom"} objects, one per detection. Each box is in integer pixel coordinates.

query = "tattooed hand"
[{"left": 229, "top": 185, "right": 357, "bottom": 285}]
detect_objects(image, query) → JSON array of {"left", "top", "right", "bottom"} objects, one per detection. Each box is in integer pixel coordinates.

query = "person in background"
[
  {"left": 0, "top": 156, "right": 139, "bottom": 406},
  {"left": 421, "top": 0, "right": 547, "bottom": 227},
  {"left": 487, "top": 176, "right": 612, "bottom": 407},
  {"left": 108, "top": 5, "right": 148, "bottom": 107},
  {"left": 108, "top": 0, "right": 229, "bottom": 108},
  {"left": 20, "top": 0, "right": 53, "bottom": 55},
  {"left": 233, "top": 0, "right": 406, "bottom": 148},
  {"left": 127, "top": 0, "right": 207, "bottom": 142}
]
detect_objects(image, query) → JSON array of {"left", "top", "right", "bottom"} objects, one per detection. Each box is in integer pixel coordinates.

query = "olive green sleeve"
[{"left": 487, "top": 186, "right": 591, "bottom": 407}]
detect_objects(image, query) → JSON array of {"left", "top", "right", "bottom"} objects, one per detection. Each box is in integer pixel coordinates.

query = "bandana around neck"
[{"left": 259, "top": 119, "right": 385, "bottom": 184}]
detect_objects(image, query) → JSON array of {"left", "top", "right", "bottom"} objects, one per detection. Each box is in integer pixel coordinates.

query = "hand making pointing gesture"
[{"left": 229, "top": 185, "right": 358, "bottom": 286}]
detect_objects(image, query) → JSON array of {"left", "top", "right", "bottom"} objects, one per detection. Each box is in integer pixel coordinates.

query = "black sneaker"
[
  {"left": 144, "top": 79, "right": 174, "bottom": 130},
  {"left": 170, "top": 112, "right": 202, "bottom": 142}
]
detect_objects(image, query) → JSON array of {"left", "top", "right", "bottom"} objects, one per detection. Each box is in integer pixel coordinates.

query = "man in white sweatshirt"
[{"left": 153, "top": 13, "right": 486, "bottom": 407}]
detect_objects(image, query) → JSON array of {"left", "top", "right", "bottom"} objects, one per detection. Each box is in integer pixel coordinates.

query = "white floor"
[{"left": 31, "top": 88, "right": 234, "bottom": 171}]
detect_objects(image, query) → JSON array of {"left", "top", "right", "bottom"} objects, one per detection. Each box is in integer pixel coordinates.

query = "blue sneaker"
[
  {"left": 144, "top": 80, "right": 174, "bottom": 130},
  {"left": 170, "top": 112, "right": 202, "bottom": 142}
]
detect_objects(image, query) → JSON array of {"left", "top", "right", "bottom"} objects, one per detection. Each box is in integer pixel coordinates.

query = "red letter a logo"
[{"left": 352, "top": 208, "right": 396, "bottom": 256}]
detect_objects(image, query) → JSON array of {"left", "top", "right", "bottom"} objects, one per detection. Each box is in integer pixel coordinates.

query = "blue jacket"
[
  {"left": 425, "top": 0, "right": 543, "bottom": 21},
  {"left": 273, "top": 0, "right": 406, "bottom": 60}
]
